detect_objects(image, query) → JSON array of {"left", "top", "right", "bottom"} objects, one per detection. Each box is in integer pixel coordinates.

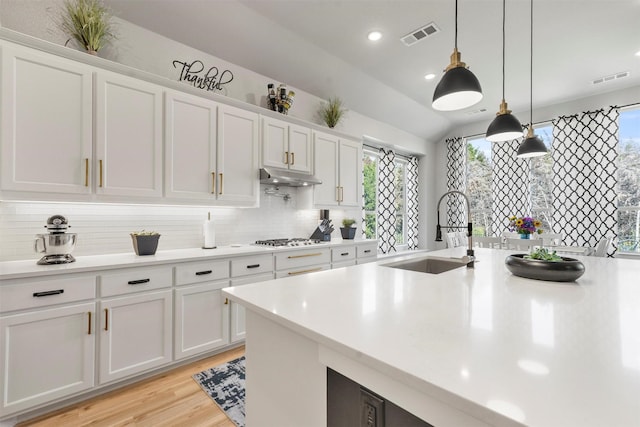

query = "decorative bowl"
[{"left": 505, "top": 254, "right": 585, "bottom": 282}]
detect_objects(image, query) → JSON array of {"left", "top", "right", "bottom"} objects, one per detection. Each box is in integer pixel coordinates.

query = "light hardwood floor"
[{"left": 18, "top": 346, "right": 245, "bottom": 427}]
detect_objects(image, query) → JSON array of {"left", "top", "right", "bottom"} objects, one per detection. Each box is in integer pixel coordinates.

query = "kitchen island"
[{"left": 222, "top": 247, "right": 640, "bottom": 427}]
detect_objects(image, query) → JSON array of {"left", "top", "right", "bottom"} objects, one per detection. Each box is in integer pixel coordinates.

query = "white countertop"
[
  {"left": 223, "top": 247, "right": 640, "bottom": 426},
  {"left": 0, "top": 239, "right": 374, "bottom": 280}
]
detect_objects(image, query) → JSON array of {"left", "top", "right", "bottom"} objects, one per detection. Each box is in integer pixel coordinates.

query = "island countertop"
[{"left": 223, "top": 247, "right": 640, "bottom": 426}]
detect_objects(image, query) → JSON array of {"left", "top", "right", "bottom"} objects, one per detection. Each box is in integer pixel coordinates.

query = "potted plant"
[
  {"left": 59, "top": 0, "right": 116, "bottom": 55},
  {"left": 319, "top": 97, "right": 347, "bottom": 128},
  {"left": 340, "top": 218, "right": 357, "bottom": 240},
  {"left": 130, "top": 230, "right": 160, "bottom": 256}
]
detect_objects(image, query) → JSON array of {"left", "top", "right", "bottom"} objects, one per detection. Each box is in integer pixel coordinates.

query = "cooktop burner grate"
[{"left": 255, "top": 238, "right": 323, "bottom": 247}]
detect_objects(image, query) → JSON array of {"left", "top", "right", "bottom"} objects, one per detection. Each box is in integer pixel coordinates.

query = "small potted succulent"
[
  {"left": 340, "top": 218, "right": 357, "bottom": 240},
  {"left": 130, "top": 230, "right": 160, "bottom": 256}
]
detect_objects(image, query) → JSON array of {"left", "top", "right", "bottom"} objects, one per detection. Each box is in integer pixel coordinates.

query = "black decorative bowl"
[{"left": 505, "top": 254, "right": 585, "bottom": 282}]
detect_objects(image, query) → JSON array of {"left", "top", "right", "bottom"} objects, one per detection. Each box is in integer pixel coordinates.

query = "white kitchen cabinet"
[
  {"left": 356, "top": 240, "right": 378, "bottom": 264},
  {"left": 313, "top": 131, "right": 362, "bottom": 207},
  {"left": 331, "top": 245, "right": 357, "bottom": 269},
  {"left": 230, "top": 272, "right": 274, "bottom": 343},
  {"left": 98, "top": 289, "right": 172, "bottom": 384},
  {"left": 173, "top": 259, "right": 230, "bottom": 360},
  {"left": 274, "top": 247, "right": 331, "bottom": 278},
  {"left": 0, "top": 42, "right": 93, "bottom": 196},
  {"left": 165, "top": 90, "right": 218, "bottom": 201},
  {"left": 216, "top": 104, "right": 260, "bottom": 206},
  {"left": 262, "top": 117, "right": 312, "bottom": 173},
  {"left": 0, "top": 303, "right": 96, "bottom": 416},
  {"left": 174, "top": 282, "right": 229, "bottom": 360},
  {"left": 95, "top": 70, "right": 163, "bottom": 198}
]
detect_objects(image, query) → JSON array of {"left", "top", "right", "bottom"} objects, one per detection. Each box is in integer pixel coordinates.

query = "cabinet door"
[
  {"left": 174, "top": 281, "right": 229, "bottom": 360},
  {"left": 95, "top": 71, "right": 163, "bottom": 198},
  {"left": 165, "top": 91, "right": 217, "bottom": 201},
  {"left": 230, "top": 273, "right": 274, "bottom": 343},
  {"left": 1, "top": 43, "right": 93, "bottom": 195},
  {"left": 0, "top": 303, "right": 95, "bottom": 416},
  {"left": 313, "top": 132, "right": 339, "bottom": 207},
  {"left": 338, "top": 139, "right": 362, "bottom": 207},
  {"left": 217, "top": 104, "right": 259, "bottom": 206},
  {"left": 99, "top": 290, "right": 172, "bottom": 384},
  {"left": 262, "top": 117, "right": 289, "bottom": 169},
  {"left": 288, "top": 124, "right": 312, "bottom": 173}
]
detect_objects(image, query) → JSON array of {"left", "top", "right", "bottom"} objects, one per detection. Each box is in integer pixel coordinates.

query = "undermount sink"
[{"left": 383, "top": 256, "right": 469, "bottom": 274}]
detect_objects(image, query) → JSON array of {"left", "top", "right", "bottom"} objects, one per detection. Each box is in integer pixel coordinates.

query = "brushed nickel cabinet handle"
[
  {"left": 88, "top": 311, "right": 92, "bottom": 335},
  {"left": 340, "top": 187, "right": 344, "bottom": 202},
  {"left": 287, "top": 252, "right": 322, "bottom": 259},
  {"left": 284, "top": 151, "right": 289, "bottom": 165},
  {"left": 84, "top": 158, "right": 89, "bottom": 187},
  {"left": 291, "top": 152, "right": 295, "bottom": 165},
  {"left": 219, "top": 173, "right": 223, "bottom": 195},
  {"left": 288, "top": 267, "right": 322, "bottom": 276},
  {"left": 336, "top": 186, "right": 340, "bottom": 202},
  {"left": 211, "top": 172, "right": 216, "bottom": 194},
  {"left": 104, "top": 308, "right": 109, "bottom": 331},
  {"left": 99, "top": 159, "right": 103, "bottom": 187}
]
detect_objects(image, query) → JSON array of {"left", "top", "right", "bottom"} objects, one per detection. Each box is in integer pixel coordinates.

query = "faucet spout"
[{"left": 435, "top": 190, "right": 474, "bottom": 267}]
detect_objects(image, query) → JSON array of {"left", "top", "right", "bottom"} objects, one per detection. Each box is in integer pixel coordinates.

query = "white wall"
[{"left": 0, "top": 0, "right": 438, "bottom": 261}]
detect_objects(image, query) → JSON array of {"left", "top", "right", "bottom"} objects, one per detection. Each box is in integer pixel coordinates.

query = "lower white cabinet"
[
  {"left": 356, "top": 241, "right": 378, "bottom": 264},
  {"left": 229, "top": 272, "right": 274, "bottom": 343},
  {"left": 98, "top": 289, "right": 173, "bottom": 384},
  {"left": 174, "top": 281, "right": 230, "bottom": 360},
  {"left": 0, "top": 302, "right": 96, "bottom": 416}
]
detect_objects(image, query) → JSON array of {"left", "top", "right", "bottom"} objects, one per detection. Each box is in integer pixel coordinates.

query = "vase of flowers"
[{"left": 508, "top": 216, "right": 543, "bottom": 238}]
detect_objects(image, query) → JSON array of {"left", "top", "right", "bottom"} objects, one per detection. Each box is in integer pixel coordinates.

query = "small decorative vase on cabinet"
[
  {"left": 520, "top": 234, "right": 530, "bottom": 240},
  {"left": 340, "top": 227, "right": 356, "bottom": 240},
  {"left": 130, "top": 232, "right": 160, "bottom": 255}
]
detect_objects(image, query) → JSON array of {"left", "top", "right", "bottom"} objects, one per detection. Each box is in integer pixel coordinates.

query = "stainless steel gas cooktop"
[{"left": 254, "top": 238, "right": 324, "bottom": 247}]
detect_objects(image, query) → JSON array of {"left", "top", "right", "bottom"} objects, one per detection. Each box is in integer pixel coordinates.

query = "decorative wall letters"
[{"left": 172, "top": 59, "right": 233, "bottom": 93}]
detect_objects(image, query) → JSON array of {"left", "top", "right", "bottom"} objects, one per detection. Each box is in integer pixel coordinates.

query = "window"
[
  {"left": 617, "top": 107, "right": 640, "bottom": 253},
  {"left": 466, "top": 136, "right": 492, "bottom": 236},
  {"left": 466, "top": 124, "right": 555, "bottom": 236},
  {"left": 362, "top": 148, "right": 409, "bottom": 250}
]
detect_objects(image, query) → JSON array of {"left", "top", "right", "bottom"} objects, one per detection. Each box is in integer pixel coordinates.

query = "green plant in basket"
[
  {"left": 320, "top": 97, "right": 347, "bottom": 128},
  {"left": 524, "top": 248, "right": 563, "bottom": 262},
  {"left": 59, "top": 0, "right": 116, "bottom": 54}
]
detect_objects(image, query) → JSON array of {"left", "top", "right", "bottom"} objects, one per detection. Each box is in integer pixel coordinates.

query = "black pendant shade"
[
  {"left": 432, "top": 64, "right": 483, "bottom": 111},
  {"left": 432, "top": 0, "right": 482, "bottom": 112},
  {"left": 485, "top": 0, "right": 522, "bottom": 142},
  {"left": 486, "top": 102, "right": 524, "bottom": 142},
  {"left": 517, "top": 126, "right": 547, "bottom": 158}
]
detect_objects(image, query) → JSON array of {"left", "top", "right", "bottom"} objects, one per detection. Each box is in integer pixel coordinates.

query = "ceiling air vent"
[
  {"left": 401, "top": 22, "right": 440, "bottom": 47},
  {"left": 591, "top": 71, "right": 629, "bottom": 85}
]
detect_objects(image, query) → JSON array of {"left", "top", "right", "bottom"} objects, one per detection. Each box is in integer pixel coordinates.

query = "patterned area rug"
[{"left": 192, "top": 356, "right": 246, "bottom": 427}]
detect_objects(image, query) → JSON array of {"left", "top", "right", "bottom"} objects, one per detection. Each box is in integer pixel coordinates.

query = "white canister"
[{"left": 203, "top": 212, "right": 216, "bottom": 249}]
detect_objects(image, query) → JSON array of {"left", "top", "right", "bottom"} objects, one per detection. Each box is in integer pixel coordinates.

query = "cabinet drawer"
[
  {"left": 332, "top": 246, "right": 356, "bottom": 263},
  {"left": 357, "top": 241, "right": 378, "bottom": 259},
  {"left": 231, "top": 254, "right": 273, "bottom": 278},
  {"left": 275, "top": 264, "right": 330, "bottom": 278},
  {"left": 275, "top": 248, "right": 331, "bottom": 270},
  {"left": 175, "top": 260, "right": 229, "bottom": 286},
  {"left": 0, "top": 275, "right": 96, "bottom": 313},
  {"left": 100, "top": 266, "right": 172, "bottom": 297}
]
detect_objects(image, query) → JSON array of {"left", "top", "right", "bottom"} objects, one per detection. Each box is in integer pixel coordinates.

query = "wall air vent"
[
  {"left": 591, "top": 71, "right": 630, "bottom": 85},
  {"left": 401, "top": 22, "right": 440, "bottom": 47}
]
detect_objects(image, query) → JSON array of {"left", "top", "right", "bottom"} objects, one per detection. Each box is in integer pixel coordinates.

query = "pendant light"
[
  {"left": 485, "top": 0, "right": 523, "bottom": 142},
  {"left": 517, "top": 0, "right": 548, "bottom": 158},
  {"left": 432, "top": 0, "right": 483, "bottom": 111}
]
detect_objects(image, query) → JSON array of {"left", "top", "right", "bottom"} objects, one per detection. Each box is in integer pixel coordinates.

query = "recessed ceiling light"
[
  {"left": 424, "top": 73, "right": 436, "bottom": 80},
  {"left": 635, "top": 50, "right": 640, "bottom": 57},
  {"left": 367, "top": 31, "right": 382, "bottom": 41}
]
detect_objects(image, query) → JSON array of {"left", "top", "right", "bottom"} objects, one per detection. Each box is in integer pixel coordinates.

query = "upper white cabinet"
[
  {"left": 165, "top": 90, "right": 218, "bottom": 201},
  {"left": 164, "top": 93, "right": 259, "bottom": 206},
  {"left": 0, "top": 43, "right": 93, "bottom": 195},
  {"left": 262, "top": 117, "right": 312, "bottom": 173},
  {"left": 216, "top": 104, "right": 260, "bottom": 206},
  {"left": 95, "top": 71, "right": 163, "bottom": 198},
  {"left": 313, "top": 131, "right": 362, "bottom": 207}
]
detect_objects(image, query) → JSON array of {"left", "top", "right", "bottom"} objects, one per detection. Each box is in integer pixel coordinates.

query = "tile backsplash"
[{"left": 1, "top": 188, "right": 361, "bottom": 261}]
